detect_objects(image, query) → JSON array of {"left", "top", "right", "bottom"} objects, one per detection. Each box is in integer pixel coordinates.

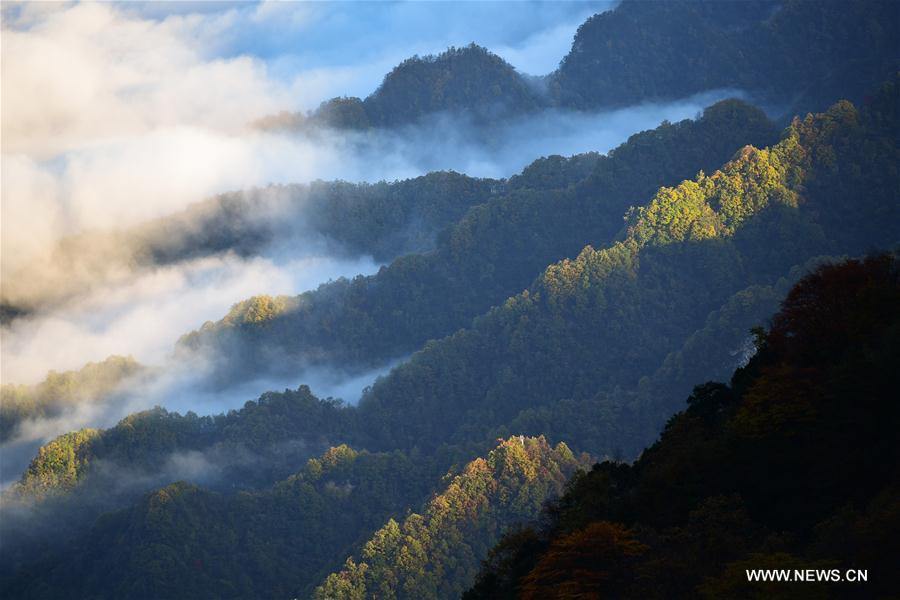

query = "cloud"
[
  {"left": 1, "top": 85, "right": 745, "bottom": 291},
  {"left": 1, "top": 85, "right": 744, "bottom": 366},
  {"left": 0, "top": 347, "right": 398, "bottom": 488},
  {"left": 1, "top": 250, "right": 380, "bottom": 385},
  {"left": 1, "top": 4, "right": 296, "bottom": 158},
  {"left": 359, "top": 88, "right": 748, "bottom": 180}
]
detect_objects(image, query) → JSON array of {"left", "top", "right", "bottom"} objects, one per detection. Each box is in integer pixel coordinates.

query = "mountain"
[
  {"left": 269, "top": 0, "right": 898, "bottom": 131},
  {"left": 12, "top": 249, "right": 894, "bottom": 598},
  {"left": 5, "top": 2, "right": 900, "bottom": 597},
  {"left": 552, "top": 0, "right": 899, "bottom": 114},
  {"left": 349, "top": 88, "right": 897, "bottom": 456},
  {"left": 364, "top": 44, "right": 544, "bottom": 127},
  {"left": 4, "top": 50, "right": 899, "bottom": 600},
  {"left": 11, "top": 78, "right": 898, "bottom": 519},
  {"left": 465, "top": 253, "right": 900, "bottom": 599},
  {"left": 268, "top": 44, "right": 542, "bottom": 131}
]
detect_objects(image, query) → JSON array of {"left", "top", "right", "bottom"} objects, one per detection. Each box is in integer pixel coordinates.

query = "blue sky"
[
  {"left": 129, "top": 1, "right": 614, "bottom": 73},
  {"left": 4, "top": 1, "right": 616, "bottom": 106}
]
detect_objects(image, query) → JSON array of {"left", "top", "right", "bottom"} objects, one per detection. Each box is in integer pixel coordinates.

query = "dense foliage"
[
  {"left": 4, "top": 84, "right": 896, "bottom": 594},
  {"left": 465, "top": 254, "right": 900, "bottom": 599},
  {"left": 0, "top": 387, "right": 368, "bottom": 577},
  {"left": 9, "top": 386, "right": 354, "bottom": 502},
  {"left": 554, "top": 0, "right": 897, "bottom": 114},
  {"left": 4, "top": 444, "right": 439, "bottom": 599},
  {"left": 3, "top": 36, "right": 897, "bottom": 593},
  {"left": 364, "top": 44, "right": 544, "bottom": 127},
  {"left": 2, "top": 2, "right": 899, "bottom": 596},
  {"left": 27, "top": 0, "right": 897, "bottom": 322}
]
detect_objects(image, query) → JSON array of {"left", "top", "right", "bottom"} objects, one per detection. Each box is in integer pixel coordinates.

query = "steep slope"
[
  {"left": 4, "top": 83, "right": 896, "bottom": 597},
  {"left": 0, "top": 387, "right": 375, "bottom": 582},
  {"left": 11, "top": 82, "right": 897, "bottom": 513},
  {"left": 275, "top": 44, "right": 543, "bottom": 131},
  {"left": 552, "top": 0, "right": 774, "bottom": 107},
  {"left": 466, "top": 254, "right": 900, "bottom": 599},
  {"left": 553, "top": 0, "right": 900, "bottom": 112},
  {"left": 9, "top": 387, "right": 354, "bottom": 503},
  {"left": 182, "top": 100, "right": 776, "bottom": 382},
  {"left": 500, "top": 257, "right": 836, "bottom": 455}
]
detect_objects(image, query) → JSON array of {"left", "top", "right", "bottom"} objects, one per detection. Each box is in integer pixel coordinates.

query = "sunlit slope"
[
  {"left": 181, "top": 100, "right": 776, "bottom": 382},
  {"left": 316, "top": 437, "right": 588, "bottom": 599},
  {"left": 4, "top": 82, "right": 897, "bottom": 598}
]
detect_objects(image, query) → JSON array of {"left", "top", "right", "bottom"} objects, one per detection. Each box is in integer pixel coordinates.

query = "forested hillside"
[
  {"left": 552, "top": 0, "right": 898, "bottom": 113},
  {"left": 353, "top": 84, "right": 899, "bottom": 456},
  {"left": 0, "top": 387, "right": 363, "bottom": 578},
  {"left": 316, "top": 437, "right": 587, "bottom": 600},
  {"left": 365, "top": 44, "right": 545, "bottom": 127},
  {"left": 352, "top": 87, "right": 897, "bottom": 451},
  {"left": 465, "top": 254, "right": 900, "bottom": 599},
  {"left": 13, "top": 80, "right": 900, "bottom": 509}
]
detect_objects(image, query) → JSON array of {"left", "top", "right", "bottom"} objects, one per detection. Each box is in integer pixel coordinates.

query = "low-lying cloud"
[
  {"left": 1, "top": 251, "right": 380, "bottom": 384},
  {"left": 2, "top": 88, "right": 746, "bottom": 288},
  {"left": 0, "top": 346, "right": 400, "bottom": 488}
]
